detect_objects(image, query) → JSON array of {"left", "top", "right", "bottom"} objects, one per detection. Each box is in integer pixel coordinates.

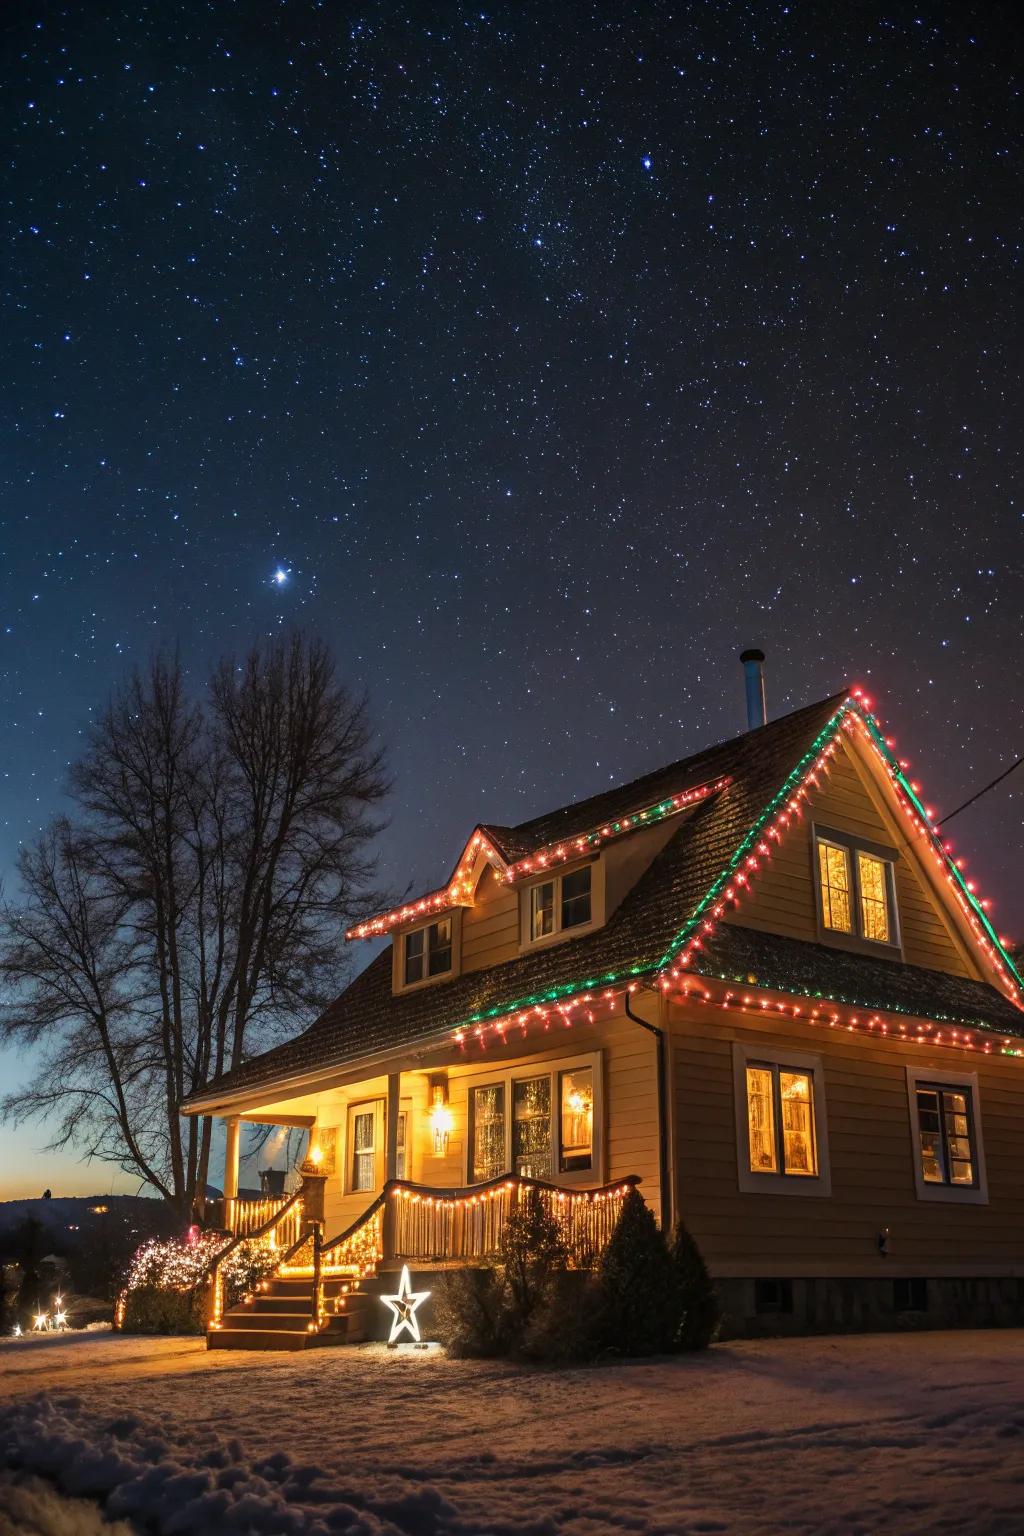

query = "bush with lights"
[{"left": 116, "top": 1230, "right": 282, "bottom": 1334}]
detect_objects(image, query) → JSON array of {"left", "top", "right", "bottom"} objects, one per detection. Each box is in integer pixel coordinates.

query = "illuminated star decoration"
[{"left": 380, "top": 1264, "right": 430, "bottom": 1344}]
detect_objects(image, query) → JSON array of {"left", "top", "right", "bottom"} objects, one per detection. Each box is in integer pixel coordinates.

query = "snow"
[{"left": 3, "top": 1329, "right": 1024, "bottom": 1533}]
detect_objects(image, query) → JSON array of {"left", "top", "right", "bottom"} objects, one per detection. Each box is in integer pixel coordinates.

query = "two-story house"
[{"left": 182, "top": 669, "right": 1024, "bottom": 1347}]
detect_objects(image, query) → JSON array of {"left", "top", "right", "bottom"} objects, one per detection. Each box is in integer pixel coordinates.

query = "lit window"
[
  {"left": 350, "top": 1107, "right": 376, "bottom": 1192},
  {"left": 403, "top": 918, "right": 452, "bottom": 985},
  {"left": 467, "top": 1056, "right": 602, "bottom": 1185},
  {"left": 857, "top": 852, "right": 890, "bottom": 944},
  {"left": 818, "top": 842, "right": 852, "bottom": 933},
  {"left": 525, "top": 865, "right": 592, "bottom": 943},
  {"left": 815, "top": 828, "right": 897, "bottom": 948},
  {"left": 745, "top": 1064, "right": 818, "bottom": 1178},
  {"left": 915, "top": 1086, "right": 976, "bottom": 1188},
  {"left": 513, "top": 1076, "right": 552, "bottom": 1178},
  {"left": 396, "top": 1111, "right": 408, "bottom": 1180},
  {"left": 559, "top": 1067, "right": 593, "bottom": 1173},
  {"left": 470, "top": 1083, "right": 506, "bottom": 1182}
]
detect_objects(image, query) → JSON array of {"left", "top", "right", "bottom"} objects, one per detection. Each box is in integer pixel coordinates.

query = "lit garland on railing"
[
  {"left": 450, "top": 692, "right": 1022, "bottom": 1059},
  {"left": 346, "top": 777, "right": 730, "bottom": 940}
]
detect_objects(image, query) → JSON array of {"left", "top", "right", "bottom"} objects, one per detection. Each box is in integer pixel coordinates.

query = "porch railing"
[
  {"left": 205, "top": 1193, "right": 301, "bottom": 1246},
  {"left": 205, "top": 1187, "right": 307, "bottom": 1330},
  {"left": 311, "top": 1174, "right": 640, "bottom": 1276}
]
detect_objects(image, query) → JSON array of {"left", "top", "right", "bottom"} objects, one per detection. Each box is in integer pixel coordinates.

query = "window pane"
[
  {"left": 531, "top": 882, "right": 555, "bottom": 939},
  {"left": 513, "top": 1076, "right": 553, "bottom": 1179},
  {"left": 351, "top": 1109, "right": 375, "bottom": 1191},
  {"left": 857, "top": 852, "right": 891, "bottom": 944},
  {"left": 916, "top": 1089, "right": 945, "bottom": 1182},
  {"left": 559, "top": 1068, "right": 594, "bottom": 1172},
  {"left": 780, "top": 1071, "right": 817, "bottom": 1176},
  {"left": 396, "top": 1111, "right": 407, "bottom": 1180},
  {"left": 428, "top": 918, "right": 452, "bottom": 976},
  {"left": 561, "top": 866, "right": 592, "bottom": 930},
  {"left": 404, "top": 928, "right": 424, "bottom": 984},
  {"left": 471, "top": 1084, "right": 506, "bottom": 1182},
  {"left": 941, "top": 1089, "right": 976, "bottom": 1187},
  {"left": 818, "top": 842, "right": 852, "bottom": 932},
  {"left": 746, "top": 1066, "right": 778, "bottom": 1173}
]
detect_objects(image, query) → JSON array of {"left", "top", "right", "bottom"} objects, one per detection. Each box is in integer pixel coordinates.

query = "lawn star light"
[{"left": 380, "top": 1265, "right": 430, "bottom": 1344}]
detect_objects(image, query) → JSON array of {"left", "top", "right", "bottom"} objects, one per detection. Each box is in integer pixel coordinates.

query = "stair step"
[
  {"left": 208, "top": 1327, "right": 312, "bottom": 1352},
  {"left": 224, "top": 1310, "right": 315, "bottom": 1331}
]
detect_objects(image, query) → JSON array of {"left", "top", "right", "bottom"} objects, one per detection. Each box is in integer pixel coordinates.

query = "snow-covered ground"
[{"left": 3, "top": 1329, "right": 1024, "bottom": 1534}]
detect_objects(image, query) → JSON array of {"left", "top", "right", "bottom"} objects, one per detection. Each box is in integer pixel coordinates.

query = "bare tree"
[{"left": 0, "top": 635, "right": 388, "bottom": 1218}]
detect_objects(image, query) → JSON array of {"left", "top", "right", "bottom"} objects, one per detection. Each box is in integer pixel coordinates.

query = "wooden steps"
[{"left": 208, "top": 1272, "right": 376, "bottom": 1351}]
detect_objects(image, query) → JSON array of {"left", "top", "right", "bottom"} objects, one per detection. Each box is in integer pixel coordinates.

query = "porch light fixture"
[{"left": 429, "top": 1081, "right": 453, "bottom": 1156}]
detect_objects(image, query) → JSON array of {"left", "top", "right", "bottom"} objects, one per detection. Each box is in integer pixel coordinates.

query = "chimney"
[{"left": 740, "top": 648, "right": 767, "bottom": 730}]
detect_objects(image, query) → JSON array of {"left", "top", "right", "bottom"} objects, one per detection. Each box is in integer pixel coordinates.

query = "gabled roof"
[{"left": 184, "top": 690, "right": 1024, "bottom": 1110}]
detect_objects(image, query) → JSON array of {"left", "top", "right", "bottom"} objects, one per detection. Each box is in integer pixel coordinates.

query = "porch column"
[
  {"left": 385, "top": 1072, "right": 401, "bottom": 1181},
  {"left": 223, "top": 1115, "right": 241, "bottom": 1231},
  {"left": 382, "top": 1072, "right": 401, "bottom": 1264}
]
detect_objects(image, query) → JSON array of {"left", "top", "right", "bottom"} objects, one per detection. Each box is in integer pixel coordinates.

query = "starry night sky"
[{"left": 2, "top": 2, "right": 1022, "bottom": 1196}]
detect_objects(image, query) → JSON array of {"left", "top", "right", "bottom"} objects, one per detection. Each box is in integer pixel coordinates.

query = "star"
[
  {"left": 380, "top": 1264, "right": 431, "bottom": 1344},
  {"left": 272, "top": 567, "right": 289, "bottom": 586}
]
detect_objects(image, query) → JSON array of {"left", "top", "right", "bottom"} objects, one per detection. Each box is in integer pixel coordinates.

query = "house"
[{"left": 181, "top": 663, "right": 1024, "bottom": 1346}]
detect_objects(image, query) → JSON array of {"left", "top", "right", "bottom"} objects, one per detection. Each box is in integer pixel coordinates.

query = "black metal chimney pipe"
[{"left": 740, "top": 648, "right": 767, "bottom": 730}]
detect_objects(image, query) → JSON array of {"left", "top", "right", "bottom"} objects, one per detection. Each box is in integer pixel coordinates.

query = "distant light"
[
  {"left": 273, "top": 567, "right": 288, "bottom": 586},
  {"left": 642, "top": 155, "right": 652, "bottom": 170}
]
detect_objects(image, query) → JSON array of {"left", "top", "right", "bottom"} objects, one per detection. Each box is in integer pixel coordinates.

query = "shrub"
[
  {"left": 521, "top": 1269, "right": 605, "bottom": 1363},
  {"left": 433, "top": 1269, "right": 508, "bottom": 1358},
  {"left": 671, "top": 1220, "right": 720, "bottom": 1350},
  {"left": 500, "top": 1188, "right": 567, "bottom": 1334},
  {"left": 597, "top": 1188, "right": 677, "bottom": 1356},
  {"left": 120, "top": 1285, "right": 205, "bottom": 1335}
]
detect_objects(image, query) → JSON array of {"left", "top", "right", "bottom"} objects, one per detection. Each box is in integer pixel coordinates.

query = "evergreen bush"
[
  {"left": 120, "top": 1285, "right": 205, "bottom": 1335},
  {"left": 597, "top": 1188, "right": 677, "bottom": 1355},
  {"left": 671, "top": 1220, "right": 720, "bottom": 1350},
  {"left": 432, "top": 1268, "right": 508, "bottom": 1358}
]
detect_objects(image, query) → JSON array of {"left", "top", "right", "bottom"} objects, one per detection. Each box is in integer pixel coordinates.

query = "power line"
[{"left": 933, "top": 753, "right": 1024, "bottom": 832}]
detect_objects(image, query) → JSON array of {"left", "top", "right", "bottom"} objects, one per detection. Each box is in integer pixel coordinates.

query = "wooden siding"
[
  {"left": 671, "top": 998, "right": 1024, "bottom": 1277},
  {"left": 461, "top": 864, "right": 520, "bottom": 972},
  {"left": 722, "top": 736, "right": 975, "bottom": 978}
]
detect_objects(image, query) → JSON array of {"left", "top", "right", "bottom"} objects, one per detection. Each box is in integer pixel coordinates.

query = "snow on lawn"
[{"left": 3, "top": 1330, "right": 1024, "bottom": 1534}]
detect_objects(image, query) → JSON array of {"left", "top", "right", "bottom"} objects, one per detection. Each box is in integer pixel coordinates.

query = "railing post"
[
  {"left": 298, "top": 1162, "right": 327, "bottom": 1236},
  {"left": 381, "top": 1183, "right": 397, "bottom": 1263},
  {"left": 310, "top": 1223, "right": 323, "bottom": 1334}
]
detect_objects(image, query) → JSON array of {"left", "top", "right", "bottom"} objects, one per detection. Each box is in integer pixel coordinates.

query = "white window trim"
[
  {"left": 811, "top": 822, "right": 903, "bottom": 959},
  {"left": 905, "top": 1066, "right": 988, "bottom": 1205},
  {"left": 732, "top": 1041, "right": 831, "bottom": 1197},
  {"left": 345, "top": 1098, "right": 385, "bottom": 1195},
  {"left": 393, "top": 909, "right": 463, "bottom": 994},
  {"left": 464, "top": 1051, "right": 603, "bottom": 1188},
  {"left": 519, "top": 859, "right": 605, "bottom": 950}
]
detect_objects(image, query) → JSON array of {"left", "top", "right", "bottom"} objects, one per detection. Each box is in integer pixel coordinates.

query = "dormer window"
[
  {"left": 403, "top": 918, "right": 452, "bottom": 985},
  {"left": 813, "top": 825, "right": 900, "bottom": 953},
  {"left": 526, "top": 864, "right": 593, "bottom": 944}
]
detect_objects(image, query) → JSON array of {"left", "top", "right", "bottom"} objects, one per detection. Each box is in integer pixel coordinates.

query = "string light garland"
[
  {"left": 450, "top": 692, "right": 1022, "bottom": 1060},
  {"left": 347, "top": 777, "right": 730, "bottom": 940}
]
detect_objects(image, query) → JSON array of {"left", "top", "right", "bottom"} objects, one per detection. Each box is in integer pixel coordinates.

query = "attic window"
[
  {"left": 404, "top": 918, "right": 452, "bottom": 985},
  {"left": 813, "top": 825, "right": 900, "bottom": 953},
  {"left": 526, "top": 864, "right": 592, "bottom": 943}
]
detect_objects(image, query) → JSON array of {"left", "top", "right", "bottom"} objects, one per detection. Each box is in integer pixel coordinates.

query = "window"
[
  {"left": 754, "top": 1278, "right": 793, "bottom": 1316},
  {"left": 403, "top": 918, "right": 452, "bottom": 985},
  {"left": 559, "top": 1067, "right": 594, "bottom": 1173},
  {"left": 349, "top": 1105, "right": 377, "bottom": 1192},
  {"left": 396, "top": 1110, "right": 408, "bottom": 1180},
  {"left": 468, "top": 1054, "right": 602, "bottom": 1185},
  {"left": 813, "top": 826, "right": 899, "bottom": 951},
  {"left": 745, "top": 1064, "right": 817, "bottom": 1178},
  {"left": 906, "top": 1068, "right": 987, "bottom": 1204},
  {"left": 733, "top": 1043, "right": 831, "bottom": 1196},
  {"left": 513, "top": 1076, "right": 552, "bottom": 1179},
  {"left": 525, "top": 864, "right": 593, "bottom": 944},
  {"left": 893, "top": 1278, "right": 928, "bottom": 1313},
  {"left": 470, "top": 1083, "right": 506, "bottom": 1183}
]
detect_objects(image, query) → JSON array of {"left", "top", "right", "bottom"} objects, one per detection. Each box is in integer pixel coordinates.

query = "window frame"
[
  {"left": 905, "top": 1066, "right": 988, "bottom": 1205},
  {"left": 520, "top": 860, "right": 599, "bottom": 949},
  {"left": 465, "top": 1052, "right": 603, "bottom": 1188},
  {"left": 346, "top": 1098, "right": 384, "bottom": 1195},
  {"left": 732, "top": 1042, "right": 831, "bottom": 1197},
  {"left": 811, "top": 823, "right": 902, "bottom": 958},
  {"left": 393, "top": 910, "right": 462, "bottom": 993}
]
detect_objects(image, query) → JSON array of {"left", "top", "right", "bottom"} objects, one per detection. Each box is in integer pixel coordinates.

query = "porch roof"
[{"left": 182, "top": 692, "right": 1024, "bottom": 1111}]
